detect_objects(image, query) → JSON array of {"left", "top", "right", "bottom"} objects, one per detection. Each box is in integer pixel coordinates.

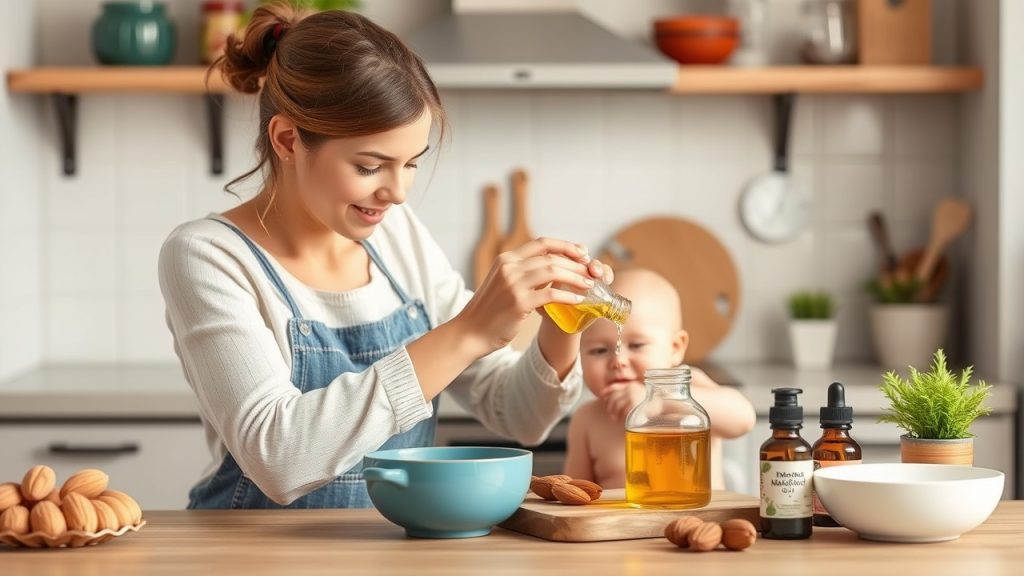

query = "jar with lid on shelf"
[
  {"left": 201, "top": 1, "right": 245, "bottom": 65},
  {"left": 624, "top": 367, "right": 711, "bottom": 509}
]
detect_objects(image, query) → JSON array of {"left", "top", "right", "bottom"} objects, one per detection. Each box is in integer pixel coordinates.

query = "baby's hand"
[{"left": 598, "top": 382, "right": 645, "bottom": 422}]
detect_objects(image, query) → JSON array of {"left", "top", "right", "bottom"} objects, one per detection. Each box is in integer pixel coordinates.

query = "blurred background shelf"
[{"left": 7, "top": 65, "right": 983, "bottom": 94}]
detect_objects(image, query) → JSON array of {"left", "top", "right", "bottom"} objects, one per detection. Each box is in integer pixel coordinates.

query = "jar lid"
[{"left": 203, "top": 1, "right": 245, "bottom": 11}]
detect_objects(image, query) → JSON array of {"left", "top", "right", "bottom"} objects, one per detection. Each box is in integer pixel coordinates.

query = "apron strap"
[
  {"left": 208, "top": 218, "right": 304, "bottom": 319},
  {"left": 362, "top": 241, "right": 414, "bottom": 304}
]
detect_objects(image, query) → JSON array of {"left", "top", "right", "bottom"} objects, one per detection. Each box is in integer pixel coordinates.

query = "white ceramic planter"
[
  {"left": 788, "top": 319, "right": 837, "bottom": 369},
  {"left": 870, "top": 304, "right": 950, "bottom": 371}
]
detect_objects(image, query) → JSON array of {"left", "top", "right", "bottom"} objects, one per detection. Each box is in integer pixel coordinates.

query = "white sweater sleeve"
[
  {"left": 158, "top": 227, "right": 433, "bottom": 505},
  {"left": 390, "top": 210, "right": 583, "bottom": 446}
]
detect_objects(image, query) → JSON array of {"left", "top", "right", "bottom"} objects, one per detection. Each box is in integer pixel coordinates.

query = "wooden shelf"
[
  {"left": 7, "top": 66, "right": 229, "bottom": 94},
  {"left": 672, "top": 66, "right": 983, "bottom": 94},
  {"left": 7, "top": 65, "right": 984, "bottom": 95}
]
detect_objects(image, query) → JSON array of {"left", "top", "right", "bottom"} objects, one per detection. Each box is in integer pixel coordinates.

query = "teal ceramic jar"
[{"left": 92, "top": 2, "right": 175, "bottom": 65}]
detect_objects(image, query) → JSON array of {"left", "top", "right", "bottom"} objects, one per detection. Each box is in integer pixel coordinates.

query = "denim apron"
[{"left": 187, "top": 219, "right": 438, "bottom": 509}]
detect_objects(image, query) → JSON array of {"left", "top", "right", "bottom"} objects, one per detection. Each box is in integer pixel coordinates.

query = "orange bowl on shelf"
[{"left": 653, "top": 15, "right": 739, "bottom": 65}]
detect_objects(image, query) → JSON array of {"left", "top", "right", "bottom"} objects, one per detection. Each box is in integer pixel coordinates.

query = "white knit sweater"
[{"left": 159, "top": 206, "right": 582, "bottom": 504}]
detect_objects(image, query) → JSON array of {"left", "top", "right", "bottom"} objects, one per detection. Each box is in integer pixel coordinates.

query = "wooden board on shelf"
[
  {"left": 6, "top": 67, "right": 229, "bottom": 94},
  {"left": 671, "top": 66, "right": 982, "bottom": 94}
]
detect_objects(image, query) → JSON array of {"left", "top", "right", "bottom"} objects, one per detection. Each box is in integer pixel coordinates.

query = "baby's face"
[{"left": 579, "top": 313, "right": 683, "bottom": 397}]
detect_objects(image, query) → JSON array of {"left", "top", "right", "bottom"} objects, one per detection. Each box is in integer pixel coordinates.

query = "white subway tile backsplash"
[
  {"left": 820, "top": 161, "right": 885, "bottom": 224},
  {"left": 118, "top": 163, "right": 189, "bottom": 236},
  {"left": 892, "top": 96, "right": 957, "bottom": 159},
  {"left": 821, "top": 96, "right": 887, "bottom": 157},
  {"left": 534, "top": 91, "right": 604, "bottom": 171},
  {"left": 46, "top": 234, "right": 117, "bottom": 296},
  {"left": 30, "top": 86, "right": 959, "bottom": 364},
  {"left": 46, "top": 296, "right": 118, "bottom": 362},
  {"left": 833, "top": 291, "right": 874, "bottom": 361}
]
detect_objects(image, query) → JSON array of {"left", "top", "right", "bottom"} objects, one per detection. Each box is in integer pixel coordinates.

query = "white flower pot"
[
  {"left": 870, "top": 304, "right": 949, "bottom": 371},
  {"left": 788, "top": 319, "right": 837, "bottom": 369}
]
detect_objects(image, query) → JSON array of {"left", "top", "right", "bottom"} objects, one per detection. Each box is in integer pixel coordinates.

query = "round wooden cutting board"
[{"left": 598, "top": 217, "right": 741, "bottom": 363}]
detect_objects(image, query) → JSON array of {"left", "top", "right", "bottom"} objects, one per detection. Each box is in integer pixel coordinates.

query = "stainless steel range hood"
[{"left": 405, "top": 3, "right": 676, "bottom": 89}]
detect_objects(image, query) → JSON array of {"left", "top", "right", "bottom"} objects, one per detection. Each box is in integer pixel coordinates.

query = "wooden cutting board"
[
  {"left": 498, "top": 168, "right": 534, "bottom": 253},
  {"left": 598, "top": 218, "right": 741, "bottom": 363},
  {"left": 472, "top": 184, "right": 502, "bottom": 289},
  {"left": 499, "top": 489, "right": 759, "bottom": 542}
]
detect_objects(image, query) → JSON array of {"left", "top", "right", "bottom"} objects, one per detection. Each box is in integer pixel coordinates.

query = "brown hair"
[{"left": 214, "top": 2, "right": 446, "bottom": 196}]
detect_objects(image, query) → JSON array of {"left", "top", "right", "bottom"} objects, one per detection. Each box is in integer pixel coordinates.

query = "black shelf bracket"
[
  {"left": 773, "top": 93, "right": 796, "bottom": 173},
  {"left": 206, "top": 93, "right": 225, "bottom": 176},
  {"left": 52, "top": 93, "right": 78, "bottom": 176}
]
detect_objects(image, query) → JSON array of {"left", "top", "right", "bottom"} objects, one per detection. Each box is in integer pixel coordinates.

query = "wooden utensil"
[
  {"left": 472, "top": 184, "right": 502, "bottom": 289},
  {"left": 598, "top": 217, "right": 741, "bottom": 363},
  {"left": 901, "top": 247, "right": 950, "bottom": 303},
  {"left": 498, "top": 168, "right": 534, "bottom": 253},
  {"left": 499, "top": 489, "right": 758, "bottom": 542},
  {"left": 914, "top": 197, "right": 971, "bottom": 285},
  {"left": 867, "top": 211, "right": 898, "bottom": 274}
]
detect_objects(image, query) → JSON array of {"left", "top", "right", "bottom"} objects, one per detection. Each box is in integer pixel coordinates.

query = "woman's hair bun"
[{"left": 219, "top": 2, "right": 304, "bottom": 94}]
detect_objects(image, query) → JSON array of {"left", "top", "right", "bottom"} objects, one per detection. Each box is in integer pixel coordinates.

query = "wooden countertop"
[{"left": 2, "top": 504, "right": 1023, "bottom": 575}]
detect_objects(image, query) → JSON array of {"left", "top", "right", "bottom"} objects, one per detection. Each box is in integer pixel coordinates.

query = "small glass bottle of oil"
[
  {"left": 760, "top": 387, "right": 813, "bottom": 539},
  {"left": 543, "top": 280, "right": 631, "bottom": 334},
  {"left": 812, "top": 382, "right": 862, "bottom": 527},
  {"left": 624, "top": 367, "right": 711, "bottom": 509}
]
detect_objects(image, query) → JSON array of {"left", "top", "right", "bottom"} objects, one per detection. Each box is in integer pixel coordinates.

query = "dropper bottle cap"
[
  {"left": 820, "top": 382, "right": 854, "bottom": 427},
  {"left": 769, "top": 387, "right": 804, "bottom": 428}
]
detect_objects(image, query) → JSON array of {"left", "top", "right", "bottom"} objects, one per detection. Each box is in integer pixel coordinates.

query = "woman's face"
[{"left": 290, "top": 108, "right": 433, "bottom": 240}]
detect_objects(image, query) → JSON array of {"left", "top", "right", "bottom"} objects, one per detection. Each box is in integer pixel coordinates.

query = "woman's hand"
[{"left": 456, "top": 237, "right": 595, "bottom": 356}]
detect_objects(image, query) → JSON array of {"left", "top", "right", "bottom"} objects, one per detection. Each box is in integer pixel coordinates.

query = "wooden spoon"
[
  {"left": 914, "top": 198, "right": 971, "bottom": 285},
  {"left": 472, "top": 184, "right": 502, "bottom": 289},
  {"left": 498, "top": 168, "right": 535, "bottom": 253}
]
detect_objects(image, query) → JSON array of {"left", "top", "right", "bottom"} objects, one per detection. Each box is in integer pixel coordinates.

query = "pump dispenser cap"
[
  {"left": 820, "top": 382, "right": 854, "bottom": 426},
  {"left": 769, "top": 387, "right": 804, "bottom": 427}
]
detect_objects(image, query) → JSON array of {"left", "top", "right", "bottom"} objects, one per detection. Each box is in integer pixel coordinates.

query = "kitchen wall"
[
  {"left": 0, "top": 0, "right": 42, "bottom": 381},
  {"left": 22, "top": 0, "right": 962, "bottom": 367}
]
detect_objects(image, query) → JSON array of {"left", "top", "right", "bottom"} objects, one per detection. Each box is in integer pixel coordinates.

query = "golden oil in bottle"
[
  {"left": 543, "top": 280, "right": 631, "bottom": 334},
  {"left": 625, "top": 428, "right": 711, "bottom": 509},
  {"left": 624, "top": 367, "right": 712, "bottom": 509}
]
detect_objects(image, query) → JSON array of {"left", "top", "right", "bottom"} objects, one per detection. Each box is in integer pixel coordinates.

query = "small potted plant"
[
  {"left": 865, "top": 272, "right": 949, "bottom": 371},
  {"left": 878, "top": 349, "right": 991, "bottom": 465},
  {"left": 787, "top": 291, "right": 836, "bottom": 369}
]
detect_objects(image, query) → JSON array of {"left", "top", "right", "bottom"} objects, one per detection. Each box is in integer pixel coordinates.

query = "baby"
[{"left": 563, "top": 268, "right": 756, "bottom": 490}]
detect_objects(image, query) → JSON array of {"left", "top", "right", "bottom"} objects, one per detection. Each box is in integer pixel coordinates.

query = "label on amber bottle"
[
  {"left": 759, "top": 460, "right": 813, "bottom": 519},
  {"left": 812, "top": 459, "right": 862, "bottom": 516}
]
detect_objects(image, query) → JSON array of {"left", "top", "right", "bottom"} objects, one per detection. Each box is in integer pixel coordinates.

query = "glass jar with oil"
[
  {"left": 542, "top": 280, "right": 631, "bottom": 334},
  {"left": 624, "top": 367, "right": 711, "bottom": 509}
]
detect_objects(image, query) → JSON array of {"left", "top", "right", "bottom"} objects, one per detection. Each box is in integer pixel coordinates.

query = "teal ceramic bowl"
[{"left": 363, "top": 446, "right": 532, "bottom": 539}]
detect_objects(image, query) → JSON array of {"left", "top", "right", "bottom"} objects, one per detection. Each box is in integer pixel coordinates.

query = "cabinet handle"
[{"left": 48, "top": 442, "right": 139, "bottom": 455}]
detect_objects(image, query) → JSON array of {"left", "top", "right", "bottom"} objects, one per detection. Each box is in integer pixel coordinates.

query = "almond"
[
  {"left": 97, "top": 495, "right": 133, "bottom": 529},
  {"left": 664, "top": 516, "right": 704, "bottom": 548},
  {"left": 100, "top": 490, "right": 142, "bottom": 525},
  {"left": 29, "top": 500, "right": 66, "bottom": 537},
  {"left": 551, "top": 483, "right": 591, "bottom": 505},
  {"left": 43, "top": 488, "right": 62, "bottom": 506},
  {"left": 529, "top": 475, "right": 570, "bottom": 500},
  {"left": 720, "top": 518, "right": 758, "bottom": 551},
  {"left": 0, "top": 505, "right": 30, "bottom": 535},
  {"left": 21, "top": 465, "right": 56, "bottom": 501},
  {"left": 61, "top": 468, "right": 109, "bottom": 500},
  {"left": 62, "top": 492, "right": 99, "bottom": 533},
  {"left": 92, "top": 499, "right": 119, "bottom": 532},
  {"left": 0, "top": 482, "right": 22, "bottom": 511},
  {"left": 687, "top": 521, "right": 723, "bottom": 552},
  {"left": 567, "top": 479, "right": 603, "bottom": 502}
]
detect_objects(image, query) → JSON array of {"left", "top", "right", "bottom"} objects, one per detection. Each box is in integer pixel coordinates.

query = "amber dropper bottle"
[
  {"left": 759, "top": 387, "right": 813, "bottom": 540},
  {"left": 812, "top": 382, "right": 862, "bottom": 527}
]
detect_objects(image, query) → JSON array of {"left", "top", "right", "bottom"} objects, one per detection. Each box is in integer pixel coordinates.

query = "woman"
[{"left": 159, "top": 4, "right": 608, "bottom": 509}]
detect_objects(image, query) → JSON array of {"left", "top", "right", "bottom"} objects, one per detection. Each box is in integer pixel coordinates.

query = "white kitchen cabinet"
[{"left": 0, "top": 422, "right": 209, "bottom": 509}]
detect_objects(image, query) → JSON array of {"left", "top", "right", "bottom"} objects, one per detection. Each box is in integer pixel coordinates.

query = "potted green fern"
[
  {"left": 787, "top": 291, "right": 836, "bottom": 369},
  {"left": 878, "top": 349, "right": 992, "bottom": 465}
]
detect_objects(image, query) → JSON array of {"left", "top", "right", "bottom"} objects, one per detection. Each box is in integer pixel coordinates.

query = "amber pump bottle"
[
  {"left": 759, "top": 387, "right": 813, "bottom": 540},
  {"left": 812, "top": 382, "right": 862, "bottom": 527}
]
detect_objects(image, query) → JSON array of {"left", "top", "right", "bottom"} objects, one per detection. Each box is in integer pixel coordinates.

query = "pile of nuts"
[
  {"left": 0, "top": 465, "right": 143, "bottom": 548},
  {"left": 529, "top": 475, "right": 604, "bottom": 505},
  {"left": 664, "top": 517, "right": 758, "bottom": 552}
]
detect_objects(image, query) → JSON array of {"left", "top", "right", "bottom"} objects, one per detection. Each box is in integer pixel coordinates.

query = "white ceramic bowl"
[{"left": 814, "top": 463, "right": 1004, "bottom": 542}]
